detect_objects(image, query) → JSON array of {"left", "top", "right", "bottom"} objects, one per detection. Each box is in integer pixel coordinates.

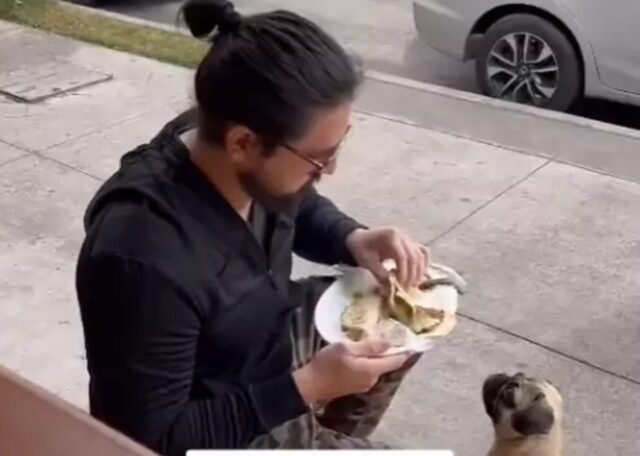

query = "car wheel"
[{"left": 476, "top": 14, "right": 581, "bottom": 111}]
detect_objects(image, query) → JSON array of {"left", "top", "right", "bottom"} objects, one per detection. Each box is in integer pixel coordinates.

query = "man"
[{"left": 76, "top": 0, "right": 429, "bottom": 454}]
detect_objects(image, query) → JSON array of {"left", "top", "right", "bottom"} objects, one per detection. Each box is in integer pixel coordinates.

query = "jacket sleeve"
[
  {"left": 293, "top": 187, "right": 366, "bottom": 266},
  {"left": 76, "top": 255, "right": 307, "bottom": 455}
]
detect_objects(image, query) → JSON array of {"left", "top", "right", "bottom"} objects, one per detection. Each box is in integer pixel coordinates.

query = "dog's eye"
[
  {"left": 504, "top": 384, "right": 517, "bottom": 394},
  {"left": 534, "top": 392, "right": 545, "bottom": 402},
  {"left": 501, "top": 383, "right": 518, "bottom": 408}
]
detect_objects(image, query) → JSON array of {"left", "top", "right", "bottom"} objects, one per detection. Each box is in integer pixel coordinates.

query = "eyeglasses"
[{"left": 282, "top": 125, "right": 352, "bottom": 172}]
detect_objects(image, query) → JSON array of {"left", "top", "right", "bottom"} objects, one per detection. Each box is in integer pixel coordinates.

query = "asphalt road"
[{"left": 99, "top": 0, "right": 640, "bottom": 130}]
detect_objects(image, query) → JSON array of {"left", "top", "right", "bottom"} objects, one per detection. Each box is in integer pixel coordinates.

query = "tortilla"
[
  {"left": 342, "top": 286, "right": 457, "bottom": 344},
  {"left": 341, "top": 293, "right": 382, "bottom": 342},
  {"left": 417, "top": 312, "right": 457, "bottom": 338},
  {"left": 385, "top": 274, "right": 416, "bottom": 326},
  {"left": 372, "top": 318, "right": 414, "bottom": 347},
  {"left": 391, "top": 279, "right": 456, "bottom": 338},
  {"left": 411, "top": 306, "right": 445, "bottom": 333},
  {"left": 341, "top": 263, "right": 464, "bottom": 344}
]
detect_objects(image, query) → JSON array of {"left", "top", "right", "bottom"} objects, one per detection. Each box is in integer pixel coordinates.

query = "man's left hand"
[{"left": 345, "top": 228, "right": 429, "bottom": 288}]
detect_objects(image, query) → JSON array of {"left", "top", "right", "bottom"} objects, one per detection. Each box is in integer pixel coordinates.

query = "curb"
[{"left": 366, "top": 70, "right": 640, "bottom": 141}]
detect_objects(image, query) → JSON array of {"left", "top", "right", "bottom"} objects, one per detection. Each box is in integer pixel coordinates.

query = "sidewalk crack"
[
  {"left": 460, "top": 313, "right": 640, "bottom": 387},
  {"left": 0, "top": 153, "right": 31, "bottom": 169},
  {"left": 427, "top": 159, "right": 552, "bottom": 245}
]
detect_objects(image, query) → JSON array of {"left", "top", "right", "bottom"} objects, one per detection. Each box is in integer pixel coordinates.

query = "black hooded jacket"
[{"left": 75, "top": 111, "right": 363, "bottom": 454}]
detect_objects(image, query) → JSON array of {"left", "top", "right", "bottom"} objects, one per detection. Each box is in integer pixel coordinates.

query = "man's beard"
[{"left": 238, "top": 171, "right": 318, "bottom": 213}]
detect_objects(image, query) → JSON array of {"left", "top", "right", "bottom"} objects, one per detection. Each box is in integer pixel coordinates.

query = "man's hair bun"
[{"left": 181, "top": 0, "right": 242, "bottom": 38}]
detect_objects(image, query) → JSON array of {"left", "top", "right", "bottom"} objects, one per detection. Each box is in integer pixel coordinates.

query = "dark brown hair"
[{"left": 181, "top": 0, "right": 363, "bottom": 151}]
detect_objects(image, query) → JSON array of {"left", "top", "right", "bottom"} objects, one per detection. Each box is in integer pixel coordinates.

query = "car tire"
[{"left": 475, "top": 14, "right": 581, "bottom": 111}]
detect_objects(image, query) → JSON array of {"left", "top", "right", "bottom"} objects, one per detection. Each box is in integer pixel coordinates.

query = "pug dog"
[{"left": 483, "top": 372, "right": 564, "bottom": 456}]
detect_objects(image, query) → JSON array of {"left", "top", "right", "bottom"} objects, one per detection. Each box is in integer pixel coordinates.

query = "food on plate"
[
  {"left": 340, "top": 266, "right": 463, "bottom": 346},
  {"left": 341, "top": 297, "right": 414, "bottom": 347},
  {"left": 371, "top": 318, "right": 414, "bottom": 347},
  {"left": 385, "top": 274, "right": 417, "bottom": 325},
  {"left": 411, "top": 306, "right": 446, "bottom": 333},
  {"left": 386, "top": 273, "right": 456, "bottom": 336},
  {"left": 341, "top": 293, "right": 382, "bottom": 342}
]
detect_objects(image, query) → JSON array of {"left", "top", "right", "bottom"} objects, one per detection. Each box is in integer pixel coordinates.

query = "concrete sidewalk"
[{"left": 1, "top": 22, "right": 639, "bottom": 455}]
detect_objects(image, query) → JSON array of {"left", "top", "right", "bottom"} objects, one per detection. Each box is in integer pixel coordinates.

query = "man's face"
[{"left": 227, "top": 103, "right": 353, "bottom": 212}]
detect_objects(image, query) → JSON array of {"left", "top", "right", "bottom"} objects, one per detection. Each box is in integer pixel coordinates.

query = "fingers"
[
  {"left": 362, "top": 353, "right": 411, "bottom": 376},
  {"left": 407, "top": 242, "right": 422, "bottom": 288},
  {"left": 346, "top": 343, "right": 410, "bottom": 379},
  {"left": 381, "top": 353, "right": 412, "bottom": 372},
  {"left": 393, "top": 236, "right": 425, "bottom": 288},
  {"left": 406, "top": 242, "right": 431, "bottom": 287},
  {"left": 413, "top": 244, "right": 430, "bottom": 284},
  {"left": 366, "top": 257, "right": 391, "bottom": 286},
  {"left": 344, "top": 339, "right": 391, "bottom": 357},
  {"left": 390, "top": 235, "right": 409, "bottom": 287},
  {"left": 355, "top": 227, "right": 431, "bottom": 289},
  {"left": 419, "top": 245, "right": 431, "bottom": 279},
  {"left": 378, "top": 229, "right": 431, "bottom": 288},
  {"left": 345, "top": 340, "right": 411, "bottom": 374}
]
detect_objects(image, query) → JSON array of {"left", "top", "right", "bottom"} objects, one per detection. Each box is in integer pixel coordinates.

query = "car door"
[{"left": 557, "top": 0, "right": 640, "bottom": 95}]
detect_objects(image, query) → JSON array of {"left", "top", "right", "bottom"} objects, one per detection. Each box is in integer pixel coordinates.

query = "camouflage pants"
[{"left": 248, "top": 276, "right": 421, "bottom": 449}]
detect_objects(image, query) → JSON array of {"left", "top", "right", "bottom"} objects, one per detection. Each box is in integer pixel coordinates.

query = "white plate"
[{"left": 314, "top": 264, "right": 461, "bottom": 356}]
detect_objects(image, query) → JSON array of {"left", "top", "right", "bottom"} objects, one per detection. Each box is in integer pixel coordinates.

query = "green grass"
[{"left": 0, "top": 0, "right": 207, "bottom": 68}]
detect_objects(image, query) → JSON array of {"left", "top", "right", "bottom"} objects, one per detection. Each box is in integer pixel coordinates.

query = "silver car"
[{"left": 413, "top": 0, "right": 640, "bottom": 111}]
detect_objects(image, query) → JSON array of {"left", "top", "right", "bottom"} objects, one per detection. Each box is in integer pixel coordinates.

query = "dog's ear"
[
  {"left": 483, "top": 373, "right": 510, "bottom": 421},
  {"left": 512, "top": 401, "right": 555, "bottom": 435}
]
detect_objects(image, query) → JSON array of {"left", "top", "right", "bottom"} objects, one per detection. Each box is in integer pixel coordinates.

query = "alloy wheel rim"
[{"left": 486, "top": 32, "right": 560, "bottom": 105}]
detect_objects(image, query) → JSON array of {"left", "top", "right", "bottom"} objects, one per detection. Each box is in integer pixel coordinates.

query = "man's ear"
[
  {"left": 512, "top": 401, "right": 555, "bottom": 435},
  {"left": 225, "top": 125, "right": 262, "bottom": 167}
]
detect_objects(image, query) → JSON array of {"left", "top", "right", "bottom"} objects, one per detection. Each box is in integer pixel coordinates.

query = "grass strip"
[{"left": 0, "top": 0, "right": 206, "bottom": 68}]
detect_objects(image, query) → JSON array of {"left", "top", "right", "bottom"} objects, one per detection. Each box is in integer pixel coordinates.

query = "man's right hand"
[{"left": 292, "top": 339, "right": 410, "bottom": 405}]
